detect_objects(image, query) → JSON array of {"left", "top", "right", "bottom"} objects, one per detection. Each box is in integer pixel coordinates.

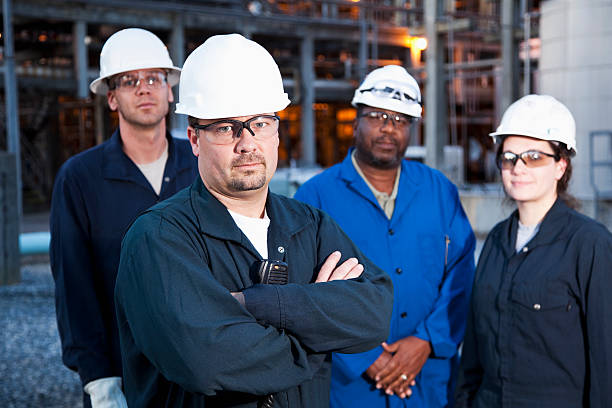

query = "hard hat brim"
[
  {"left": 176, "top": 95, "right": 291, "bottom": 119},
  {"left": 489, "top": 131, "right": 577, "bottom": 154}
]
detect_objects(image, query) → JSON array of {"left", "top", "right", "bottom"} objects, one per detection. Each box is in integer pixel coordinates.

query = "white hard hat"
[
  {"left": 490, "top": 94, "right": 576, "bottom": 153},
  {"left": 175, "top": 33, "right": 290, "bottom": 119},
  {"left": 351, "top": 65, "right": 422, "bottom": 118},
  {"left": 89, "top": 28, "right": 181, "bottom": 95}
]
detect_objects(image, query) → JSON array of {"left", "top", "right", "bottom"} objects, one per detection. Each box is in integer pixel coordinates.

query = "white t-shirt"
[
  {"left": 227, "top": 209, "right": 271, "bottom": 259},
  {"left": 135, "top": 145, "right": 168, "bottom": 195}
]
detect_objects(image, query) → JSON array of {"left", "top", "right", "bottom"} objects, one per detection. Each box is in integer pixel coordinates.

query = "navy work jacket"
[
  {"left": 115, "top": 177, "right": 394, "bottom": 407},
  {"left": 295, "top": 150, "right": 476, "bottom": 407},
  {"left": 455, "top": 198, "right": 612, "bottom": 407},
  {"left": 50, "top": 129, "right": 198, "bottom": 386}
]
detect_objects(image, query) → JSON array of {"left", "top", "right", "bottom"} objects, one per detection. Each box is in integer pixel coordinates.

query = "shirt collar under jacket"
[
  {"left": 496, "top": 197, "right": 575, "bottom": 258},
  {"left": 188, "top": 177, "right": 310, "bottom": 262},
  {"left": 350, "top": 149, "right": 400, "bottom": 220},
  {"left": 338, "top": 147, "right": 422, "bottom": 223},
  {"left": 101, "top": 129, "right": 190, "bottom": 188}
]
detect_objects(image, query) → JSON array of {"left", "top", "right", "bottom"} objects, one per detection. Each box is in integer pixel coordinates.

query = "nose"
[
  {"left": 134, "top": 78, "right": 151, "bottom": 95},
  {"left": 380, "top": 116, "right": 395, "bottom": 132},
  {"left": 511, "top": 157, "right": 528, "bottom": 174},
  {"left": 234, "top": 127, "right": 258, "bottom": 153}
]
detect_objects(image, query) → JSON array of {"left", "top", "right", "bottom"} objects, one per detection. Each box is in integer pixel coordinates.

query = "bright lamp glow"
[{"left": 413, "top": 37, "right": 428, "bottom": 51}]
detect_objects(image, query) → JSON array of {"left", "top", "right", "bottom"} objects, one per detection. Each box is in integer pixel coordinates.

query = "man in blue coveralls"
[
  {"left": 50, "top": 28, "right": 197, "bottom": 407},
  {"left": 295, "top": 65, "right": 476, "bottom": 407}
]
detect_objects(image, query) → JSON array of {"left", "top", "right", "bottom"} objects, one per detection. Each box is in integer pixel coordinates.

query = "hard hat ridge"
[
  {"left": 490, "top": 94, "right": 577, "bottom": 153},
  {"left": 89, "top": 28, "right": 181, "bottom": 95},
  {"left": 352, "top": 65, "right": 422, "bottom": 118},
  {"left": 175, "top": 33, "right": 290, "bottom": 119}
]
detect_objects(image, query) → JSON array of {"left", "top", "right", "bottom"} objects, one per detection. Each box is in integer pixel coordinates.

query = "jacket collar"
[
  {"left": 102, "top": 128, "right": 190, "bottom": 186},
  {"left": 497, "top": 197, "right": 573, "bottom": 257},
  {"left": 190, "top": 177, "right": 309, "bottom": 251},
  {"left": 338, "top": 147, "right": 422, "bottom": 222}
]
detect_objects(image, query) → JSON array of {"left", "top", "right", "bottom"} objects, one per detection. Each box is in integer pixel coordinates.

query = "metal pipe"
[
  {"left": 358, "top": 9, "right": 368, "bottom": 80},
  {"left": 73, "top": 20, "right": 89, "bottom": 98},
  {"left": 300, "top": 34, "right": 316, "bottom": 166},
  {"left": 3, "top": 0, "right": 22, "bottom": 218},
  {"left": 501, "top": 0, "right": 518, "bottom": 112},
  {"left": 170, "top": 15, "right": 188, "bottom": 136},
  {"left": 424, "top": 0, "right": 446, "bottom": 170},
  {"left": 523, "top": 11, "right": 530, "bottom": 95}
]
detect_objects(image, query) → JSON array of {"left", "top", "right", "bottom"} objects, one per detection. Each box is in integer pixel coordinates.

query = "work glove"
[{"left": 84, "top": 376, "right": 128, "bottom": 408}]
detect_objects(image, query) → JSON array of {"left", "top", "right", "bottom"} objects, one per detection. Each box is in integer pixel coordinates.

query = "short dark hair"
[{"left": 187, "top": 115, "right": 199, "bottom": 128}]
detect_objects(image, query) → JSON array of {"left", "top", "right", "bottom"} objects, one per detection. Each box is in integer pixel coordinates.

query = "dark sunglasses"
[{"left": 497, "top": 150, "right": 559, "bottom": 170}]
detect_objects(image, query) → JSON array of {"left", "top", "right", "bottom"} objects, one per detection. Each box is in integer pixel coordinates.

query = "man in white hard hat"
[
  {"left": 114, "top": 33, "right": 393, "bottom": 407},
  {"left": 50, "top": 28, "right": 197, "bottom": 408},
  {"left": 295, "top": 65, "right": 476, "bottom": 408}
]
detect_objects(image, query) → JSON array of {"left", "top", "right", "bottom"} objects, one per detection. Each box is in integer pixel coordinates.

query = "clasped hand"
[{"left": 365, "top": 336, "right": 431, "bottom": 399}]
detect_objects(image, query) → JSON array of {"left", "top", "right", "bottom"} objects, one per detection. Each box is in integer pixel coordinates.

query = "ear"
[
  {"left": 167, "top": 87, "right": 174, "bottom": 104},
  {"left": 107, "top": 91, "right": 118, "bottom": 111},
  {"left": 187, "top": 127, "right": 200, "bottom": 157},
  {"left": 555, "top": 158, "right": 568, "bottom": 181},
  {"left": 353, "top": 117, "right": 360, "bottom": 135}
]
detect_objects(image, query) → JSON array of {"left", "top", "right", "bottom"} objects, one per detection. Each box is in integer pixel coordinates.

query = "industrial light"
[
  {"left": 403, "top": 36, "right": 427, "bottom": 51},
  {"left": 413, "top": 37, "right": 428, "bottom": 51},
  {"left": 247, "top": 1, "right": 263, "bottom": 15}
]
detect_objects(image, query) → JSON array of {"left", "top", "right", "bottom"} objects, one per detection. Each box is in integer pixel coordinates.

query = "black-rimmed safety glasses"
[
  {"left": 497, "top": 150, "right": 559, "bottom": 170},
  {"left": 192, "top": 115, "right": 280, "bottom": 145}
]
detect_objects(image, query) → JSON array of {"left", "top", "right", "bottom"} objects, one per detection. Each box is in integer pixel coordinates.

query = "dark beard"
[
  {"left": 229, "top": 153, "right": 267, "bottom": 191},
  {"left": 355, "top": 139, "right": 404, "bottom": 169},
  {"left": 229, "top": 172, "right": 266, "bottom": 191}
]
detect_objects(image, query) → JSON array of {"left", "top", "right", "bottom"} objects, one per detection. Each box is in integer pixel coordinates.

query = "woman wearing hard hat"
[{"left": 455, "top": 94, "right": 612, "bottom": 407}]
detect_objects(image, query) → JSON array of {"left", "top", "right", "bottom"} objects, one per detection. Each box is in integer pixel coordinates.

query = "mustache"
[
  {"left": 373, "top": 135, "right": 399, "bottom": 146},
  {"left": 232, "top": 153, "right": 266, "bottom": 167}
]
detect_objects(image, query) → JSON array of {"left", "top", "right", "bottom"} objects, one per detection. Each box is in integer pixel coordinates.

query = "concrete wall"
[{"left": 539, "top": 0, "right": 612, "bottom": 199}]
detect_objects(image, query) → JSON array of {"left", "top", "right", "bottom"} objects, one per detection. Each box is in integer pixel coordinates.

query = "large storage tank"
[{"left": 539, "top": 0, "right": 612, "bottom": 202}]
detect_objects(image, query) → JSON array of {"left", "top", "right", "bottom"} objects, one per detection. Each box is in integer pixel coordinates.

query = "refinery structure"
[{"left": 0, "top": 0, "right": 611, "bottom": 224}]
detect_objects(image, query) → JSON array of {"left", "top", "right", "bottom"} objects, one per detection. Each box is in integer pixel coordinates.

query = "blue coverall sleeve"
[
  {"left": 243, "top": 209, "right": 393, "bottom": 354},
  {"left": 412, "top": 190, "right": 476, "bottom": 358},
  {"left": 50, "top": 167, "right": 113, "bottom": 385}
]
